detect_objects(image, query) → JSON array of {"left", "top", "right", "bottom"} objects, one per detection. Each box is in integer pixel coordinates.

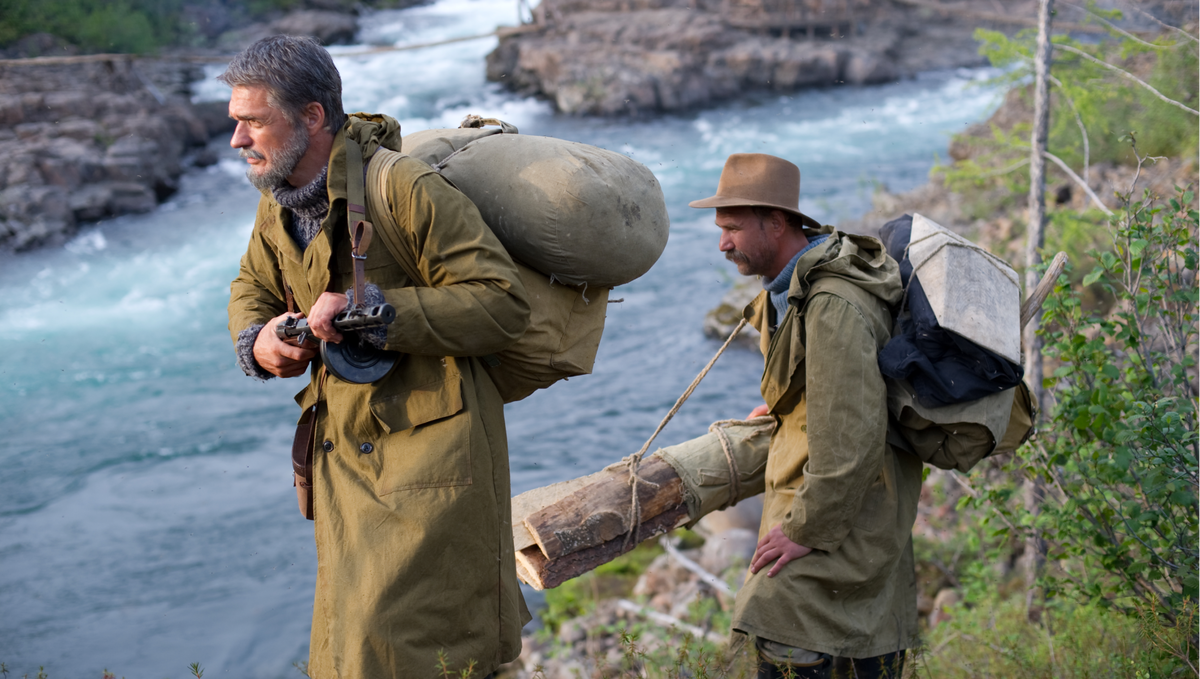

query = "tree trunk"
[{"left": 1023, "top": 0, "right": 1054, "bottom": 620}]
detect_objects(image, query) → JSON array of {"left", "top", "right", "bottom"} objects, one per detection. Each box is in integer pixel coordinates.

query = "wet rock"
[
  {"left": 488, "top": 0, "right": 1005, "bottom": 115},
  {"left": 216, "top": 8, "right": 361, "bottom": 50},
  {"left": 274, "top": 10, "right": 360, "bottom": 45},
  {"left": 0, "top": 56, "right": 216, "bottom": 251},
  {"left": 702, "top": 278, "right": 761, "bottom": 350}
]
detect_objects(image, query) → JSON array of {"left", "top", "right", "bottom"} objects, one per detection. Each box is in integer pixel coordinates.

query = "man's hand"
[
  {"left": 750, "top": 523, "right": 813, "bottom": 578},
  {"left": 254, "top": 312, "right": 317, "bottom": 378},
  {"left": 307, "top": 292, "right": 348, "bottom": 343},
  {"left": 747, "top": 403, "right": 770, "bottom": 419}
]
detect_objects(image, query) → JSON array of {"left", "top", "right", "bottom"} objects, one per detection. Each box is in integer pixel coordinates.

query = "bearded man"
[
  {"left": 690, "top": 154, "right": 920, "bottom": 679},
  {"left": 223, "top": 36, "right": 531, "bottom": 678}
]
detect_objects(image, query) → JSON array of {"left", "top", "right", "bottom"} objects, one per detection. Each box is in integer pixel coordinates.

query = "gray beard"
[{"left": 243, "top": 126, "right": 310, "bottom": 192}]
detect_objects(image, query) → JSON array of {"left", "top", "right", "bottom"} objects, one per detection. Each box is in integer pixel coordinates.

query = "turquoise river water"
[{"left": 0, "top": 1, "right": 1001, "bottom": 675}]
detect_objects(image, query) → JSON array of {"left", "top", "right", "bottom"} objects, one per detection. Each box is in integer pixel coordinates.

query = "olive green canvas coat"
[
  {"left": 227, "top": 114, "right": 532, "bottom": 678},
  {"left": 730, "top": 226, "right": 923, "bottom": 659}
]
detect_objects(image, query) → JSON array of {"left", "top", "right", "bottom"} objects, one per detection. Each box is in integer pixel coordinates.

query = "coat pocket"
[{"left": 368, "top": 375, "right": 472, "bottom": 495}]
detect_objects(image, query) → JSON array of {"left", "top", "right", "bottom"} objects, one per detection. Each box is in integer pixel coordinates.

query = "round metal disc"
[{"left": 320, "top": 335, "right": 400, "bottom": 384}]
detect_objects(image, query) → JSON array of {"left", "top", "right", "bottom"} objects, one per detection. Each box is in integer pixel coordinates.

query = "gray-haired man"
[{"left": 223, "top": 36, "right": 531, "bottom": 678}]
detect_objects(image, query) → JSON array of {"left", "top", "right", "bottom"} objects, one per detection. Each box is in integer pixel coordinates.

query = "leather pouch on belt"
[{"left": 292, "top": 404, "right": 317, "bottom": 520}]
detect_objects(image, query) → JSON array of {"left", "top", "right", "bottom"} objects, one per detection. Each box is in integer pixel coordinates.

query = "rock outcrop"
[
  {"left": 486, "top": 0, "right": 1025, "bottom": 116},
  {"left": 0, "top": 56, "right": 229, "bottom": 250}
]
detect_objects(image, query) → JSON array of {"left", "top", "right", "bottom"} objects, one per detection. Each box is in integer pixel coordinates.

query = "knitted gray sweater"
[{"left": 235, "top": 166, "right": 385, "bottom": 380}]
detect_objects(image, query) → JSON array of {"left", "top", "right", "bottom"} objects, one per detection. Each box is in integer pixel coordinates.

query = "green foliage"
[
  {"left": 539, "top": 539, "right": 666, "bottom": 634},
  {"left": 918, "top": 594, "right": 1183, "bottom": 677},
  {"left": 0, "top": 0, "right": 183, "bottom": 54},
  {"left": 965, "top": 16, "right": 1198, "bottom": 169},
  {"left": 969, "top": 171, "right": 1198, "bottom": 671}
]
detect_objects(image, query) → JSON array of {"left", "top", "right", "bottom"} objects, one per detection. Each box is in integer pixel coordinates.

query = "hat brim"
[{"left": 688, "top": 195, "right": 823, "bottom": 231}]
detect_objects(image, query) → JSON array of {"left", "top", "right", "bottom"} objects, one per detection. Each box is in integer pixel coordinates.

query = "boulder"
[
  {"left": 272, "top": 10, "right": 359, "bottom": 45},
  {"left": 0, "top": 56, "right": 220, "bottom": 251},
  {"left": 698, "top": 527, "right": 758, "bottom": 574}
]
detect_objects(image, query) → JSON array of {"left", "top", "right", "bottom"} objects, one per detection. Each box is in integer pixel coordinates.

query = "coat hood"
[
  {"left": 788, "top": 225, "right": 903, "bottom": 310},
  {"left": 343, "top": 112, "right": 404, "bottom": 156},
  {"left": 325, "top": 112, "right": 404, "bottom": 206}
]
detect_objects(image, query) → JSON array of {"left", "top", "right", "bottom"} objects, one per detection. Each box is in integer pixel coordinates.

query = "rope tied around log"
[
  {"left": 706, "top": 416, "right": 778, "bottom": 509},
  {"left": 620, "top": 317, "right": 749, "bottom": 552}
]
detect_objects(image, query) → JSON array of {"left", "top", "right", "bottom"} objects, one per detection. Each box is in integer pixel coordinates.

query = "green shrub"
[
  {"left": 969, "top": 172, "right": 1198, "bottom": 672},
  {"left": 918, "top": 594, "right": 1183, "bottom": 678}
]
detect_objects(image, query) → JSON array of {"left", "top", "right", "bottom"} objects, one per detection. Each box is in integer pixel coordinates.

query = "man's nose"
[
  {"left": 230, "top": 121, "right": 250, "bottom": 149},
  {"left": 718, "top": 231, "right": 733, "bottom": 252}
]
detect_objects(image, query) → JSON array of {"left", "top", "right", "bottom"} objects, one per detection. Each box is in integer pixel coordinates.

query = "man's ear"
[
  {"left": 301, "top": 102, "right": 327, "bottom": 135},
  {"left": 767, "top": 209, "right": 789, "bottom": 239}
]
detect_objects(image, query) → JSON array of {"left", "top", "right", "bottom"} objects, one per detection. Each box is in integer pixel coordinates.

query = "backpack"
[
  {"left": 878, "top": 213, "right": 1036, "bottom": 472},
  {"left": 355, "top": 118, "right": 668, "bottom": 403}
]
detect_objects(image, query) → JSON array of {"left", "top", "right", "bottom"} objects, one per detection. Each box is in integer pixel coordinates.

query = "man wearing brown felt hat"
[{"left": 691, "top": 153, "right": 920, "bottom": 679}]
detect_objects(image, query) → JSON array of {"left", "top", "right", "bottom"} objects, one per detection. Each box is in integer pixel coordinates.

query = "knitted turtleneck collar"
[
  {"left": 273, "top": 164, "right": 330, "bottom": 250},
  {"left": 762, "top": 234, "right": 830, "bottom": 323}
]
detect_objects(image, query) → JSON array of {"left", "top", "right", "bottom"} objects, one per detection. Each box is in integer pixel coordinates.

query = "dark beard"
[{"left": 243, "top": 125, "right": 309, "bottom": 192}]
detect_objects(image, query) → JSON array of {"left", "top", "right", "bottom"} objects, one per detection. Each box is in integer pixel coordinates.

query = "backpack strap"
[
  {"left": 364, "top": 147, "right": 504, "bottom": 369},
  {"left": 344, "top": 138, "right": 377, "bottom": 307},
  {"left": 362, "top": 147, "right": 431, "bottom": 288}
]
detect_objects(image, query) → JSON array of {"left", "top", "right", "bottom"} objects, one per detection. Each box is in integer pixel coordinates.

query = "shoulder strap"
[
  {"left": 344, "top": 138, "right": 377, "bottom": 306},
  {"left": 363, "top": 147, "right": 430, "bottom": 288}
]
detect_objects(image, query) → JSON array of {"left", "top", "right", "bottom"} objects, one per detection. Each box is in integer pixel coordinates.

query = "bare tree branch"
[
  {"left": 1042, "top": 150, "right": 1114, "bottom": 215},
  {"left": 1129, "top": 4, "right": 1200, "bottom": 45},
  {"left": 1059, "top": 1, "right": 1189, "bottom": 49},
  {"left": 1049, "top": 74, "right": 1090, "bottom": 183},
  {"left": 1056, "top": 43, "right": 1200, "bottom": 116}
]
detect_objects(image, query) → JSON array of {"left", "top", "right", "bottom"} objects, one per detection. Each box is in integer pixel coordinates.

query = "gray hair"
[{"left": 218, "top": 35, "right": 346, "bottom": 133}]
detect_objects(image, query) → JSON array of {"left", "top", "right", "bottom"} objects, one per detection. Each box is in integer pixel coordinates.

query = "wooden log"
[
  {"left": 516, "top": 504, "right": 690, "bottom": 590},
  {"left": 523, "top": 455, "right": 684, "bottom": 561},
  {"left": 511, "top": 471, "right": 605, "bottom": 552}
]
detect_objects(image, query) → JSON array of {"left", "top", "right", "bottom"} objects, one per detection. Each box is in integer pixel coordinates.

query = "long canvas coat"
[
  {"left": 730, "top": 226, "right": 923, "bottom": 659},
  {"left": 227, "top": 114, "right": 532, "bottom": 678}
]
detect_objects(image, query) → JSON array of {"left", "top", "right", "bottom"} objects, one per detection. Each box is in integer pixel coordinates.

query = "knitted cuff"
[
  {"left": 346, "top": 283, "right": 387, "bottom": 350},
  {"left": 236, "top": 324, "right": 274, "bottom": 381}
]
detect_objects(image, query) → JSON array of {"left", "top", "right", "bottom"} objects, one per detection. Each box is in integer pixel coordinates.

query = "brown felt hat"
[{"left": 688, "top": 153, "right": 821, "bottom": 231}]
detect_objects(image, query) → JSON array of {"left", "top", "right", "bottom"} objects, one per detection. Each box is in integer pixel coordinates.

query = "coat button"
[
  {"left": 359, "top": 442, "right": 374, "bottom": 454},
  {"left": 322, "top": 440, "right": 334, "bottom": 452}
]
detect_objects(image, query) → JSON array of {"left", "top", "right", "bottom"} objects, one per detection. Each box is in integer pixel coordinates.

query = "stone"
[
  {"left": 0, "top": 56, "right": 227, "bottom": 251},
  {"left": 488, "top": 0, "right": 1004, "bottom": 115},
  {"left": 699, "top": 528, "right": 758, "bottom": 574},
  {"left": 272, "top": 11, "right": 359, "bottom": 46},
  {"left": 0, "top": 184, "right": 75, "bottom": 250},
  {"left": 928, "top": 587, "right": 961, "bottom": 628},
  {"left": 696, "top": 494, "right": 764, "bottom": 536}
]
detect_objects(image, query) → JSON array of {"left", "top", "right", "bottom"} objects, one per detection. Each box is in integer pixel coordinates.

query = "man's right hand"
[
  {"left": 254, "top": 312, "right": 317, "bottom": 378},
  {"left": 747, "top": 403, "right": 770, "bottom": 419}
]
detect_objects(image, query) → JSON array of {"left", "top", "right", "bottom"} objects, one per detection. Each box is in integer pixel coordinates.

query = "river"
[{"left": 0, "top": 1, "right": 1000, "bottom": 675}]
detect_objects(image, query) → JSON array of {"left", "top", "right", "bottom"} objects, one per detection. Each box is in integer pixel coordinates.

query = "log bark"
[
  {"left": 512, "top": 471, "right": 605, "bottom": 552},
  {"left": 516, "top": 505, "right": 690, "bottom": 590},
  {"left": 523, "top": 455, "right": 685, "bottom": 561}
]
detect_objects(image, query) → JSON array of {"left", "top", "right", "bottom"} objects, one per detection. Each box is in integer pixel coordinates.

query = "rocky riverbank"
[
  {"left": 485, "top": 0, "right": 1047, "bottom": 116},
  {"left": 0, "top": 55, "right": 237, "bottom": 250},
  {"left": 0, "top": 0, "right": 431, "bottom": 251}
]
